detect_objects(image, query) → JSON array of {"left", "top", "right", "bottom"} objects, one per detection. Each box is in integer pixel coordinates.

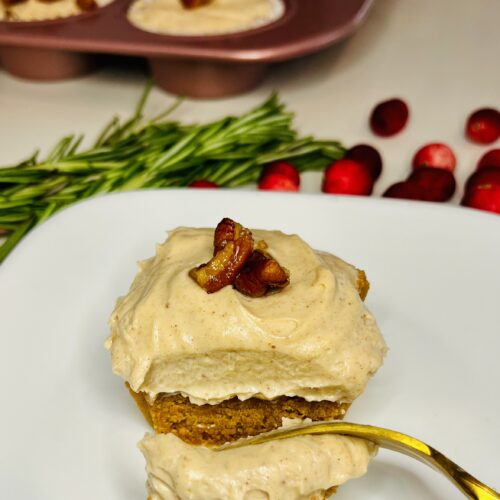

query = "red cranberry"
[
  {"left": 370, "top": 98, "right": 409, "bottom": 137},
  {"left": 383, "top": 181, "right": 426, "bottom": 200},
  {"left": 258, "top": 172, "right": 299, "bottom": 192},
  {"left": 261, "top": 161, "right": 300, "bottom": 186},
  {"left": 465, "top": 167, "right": 500, "bottom": 192},
  {"left": 477, "top": 149, "right": 500, "bottom": 170},
  {"left": 189, "top": 180, "right": 219, "bottom": 188},
  {"left": 465, "top": 108, "right": 500, "bottom": 144},
  {"left": 345, "top": 144, "right": 383, "bottom": 180},
  {"left": 407, "top": 167, "right": 456, "bottom": 202},
  {"left": 412, "top": 143, "right": 456, "bottom": 172},
  {"left": 322, "top": 159, "right": 373, "bottom": 196},
  {"left": 462, "top": 183, "right": 500, "bottom": 214}
]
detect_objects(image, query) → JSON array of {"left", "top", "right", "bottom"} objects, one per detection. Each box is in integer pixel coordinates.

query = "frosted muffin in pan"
[
  {"left": 127, "top": 0, "right": 285, "bottom": 36},
  {"left": 0, "top": 0, "right": 112, "bottom": 22}
]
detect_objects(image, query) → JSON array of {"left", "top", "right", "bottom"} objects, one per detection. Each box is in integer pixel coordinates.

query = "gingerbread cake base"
[{"left": 128, "top": 386, "right": 349, "bottom": 446}]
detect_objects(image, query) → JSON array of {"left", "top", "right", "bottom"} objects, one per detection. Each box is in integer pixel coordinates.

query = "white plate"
[{"left": 0, "top": 190, "right": 499, "bottom": 500}]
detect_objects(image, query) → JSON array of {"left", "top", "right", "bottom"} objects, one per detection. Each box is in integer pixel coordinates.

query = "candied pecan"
[
  {"left": 180, "top": 0, "right": 212, "bottom": 9},
  {"left": 76, "top": 0, "right": 97, "bottom": 10},
  {"left": 2, "top": 0, "right": 28, "bottom": 6},
  {"left": 213, "top": 217, "right": 240, "bottom": 254},
  {"left": 234, "top": 249, "right": 289, "bottom": 298},
  {"left": 356, "top": 269, "right": 370, "bottom": 301},
  {"left": 189, "top": 219, "right": 253, "bottom": 293}
]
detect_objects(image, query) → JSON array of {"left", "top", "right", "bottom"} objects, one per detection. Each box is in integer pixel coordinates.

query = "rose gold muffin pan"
[{"left": 0, "top": 0, "right": 373, "bottom": 98}]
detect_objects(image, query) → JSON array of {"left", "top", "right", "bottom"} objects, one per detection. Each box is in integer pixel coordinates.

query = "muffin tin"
[{"left": 0, "top": 0, "right": 373, "bottom": 98}]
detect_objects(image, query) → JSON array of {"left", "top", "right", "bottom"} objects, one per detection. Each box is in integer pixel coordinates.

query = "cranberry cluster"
[
  {"left": 374, "top": 101, "right": 500, "bottom": 214},
  {"left": 189, "top": 99, "right": 500, "bottom": 215}
]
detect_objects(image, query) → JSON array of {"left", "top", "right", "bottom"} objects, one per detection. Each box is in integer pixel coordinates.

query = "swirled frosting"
[
  {"left": 106, "top": 227, "right": 386, "bottom": 404},
  {"left": 127, "top": 0, "right": 284, "bottom": 37},
  {"left": 139, "top": 423, "right": 376, "bottom": 500},
  {"left": 0, "top": 0, "right": 111, "bottom": 22}
]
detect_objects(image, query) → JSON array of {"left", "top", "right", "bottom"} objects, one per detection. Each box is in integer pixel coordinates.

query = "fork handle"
[
  {"left": 363, "top": 426, "right": 499, "bottom": 500},
  {"left": 430, "top": 450, "right": 500, "bottom": 500},
  {"left": 360, "top": 426, "right": 500, "bottom": 500}
]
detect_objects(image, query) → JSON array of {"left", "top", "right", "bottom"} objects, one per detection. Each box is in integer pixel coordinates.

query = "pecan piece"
[
  {"left": 180, "top": 0, "right": 212, "bottom": 9},
  {"left": 356, "top": 269, "right": 370, "bottom": 301},
  {"left": 213, "top": 217, "right": 241, "bottom": 254},
  {"left": 234, "top": 249, "right": 289, "bottom": 298},
  {"left": 2, "top": 0, "right": 28, "bottom": 6},
  {"left": 76, "top": 0, "right": 97, "bottom": 11},
  {"left": 189, "top": 219, "right": 253, "bottom": 293}
]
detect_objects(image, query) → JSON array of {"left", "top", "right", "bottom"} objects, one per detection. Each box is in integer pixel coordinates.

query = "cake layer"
[
  {"left": 107, "top": 227, "right": 387, "bottom": 403},
  {"left": 128, "top": 387, "right": 349, "bottom": 445},
  {"left": 139, "top": 427, "right": 376, "bottom": 500}
]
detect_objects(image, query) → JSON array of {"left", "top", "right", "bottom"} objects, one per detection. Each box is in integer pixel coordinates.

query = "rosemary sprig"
[{"left": 0, "top": 86, "right": 344, "bottom": 263}]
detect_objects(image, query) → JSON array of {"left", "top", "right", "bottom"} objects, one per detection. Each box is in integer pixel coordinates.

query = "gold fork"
[{"left": 217, "top": 421, "right": 499, "bottom": 500}]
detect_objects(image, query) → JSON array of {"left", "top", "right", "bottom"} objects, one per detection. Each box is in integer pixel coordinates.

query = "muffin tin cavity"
[{"left": 0, "top": 0, "right": 373, "bottom": 98}]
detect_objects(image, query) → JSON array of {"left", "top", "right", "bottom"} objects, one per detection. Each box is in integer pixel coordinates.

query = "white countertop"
[{"left": 1, "top": 0, "right": 499, "bottom": 201}]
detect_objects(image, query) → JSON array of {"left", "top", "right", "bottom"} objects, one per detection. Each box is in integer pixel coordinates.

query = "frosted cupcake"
[{"left": 106, "top": 217, "right": 387, "bottom": 498}]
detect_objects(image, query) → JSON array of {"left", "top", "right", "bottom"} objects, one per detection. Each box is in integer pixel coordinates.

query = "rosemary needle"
[{"left": 0, "top": 86, "right": 344, "bottom": 263}]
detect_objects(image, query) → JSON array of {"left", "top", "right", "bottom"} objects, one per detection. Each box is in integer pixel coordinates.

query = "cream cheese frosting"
[
  {"left": 0, "top": 0, "right": 111, "bottom": 22},
  {"left": 139, "top": 425, "right": 376, "bottom": 500},
  {"left": 127, "top": 0, "right": 284, "bottom": 36},
  {"left": 106, "top": 226, "right": 386, "bottom": 404}
]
